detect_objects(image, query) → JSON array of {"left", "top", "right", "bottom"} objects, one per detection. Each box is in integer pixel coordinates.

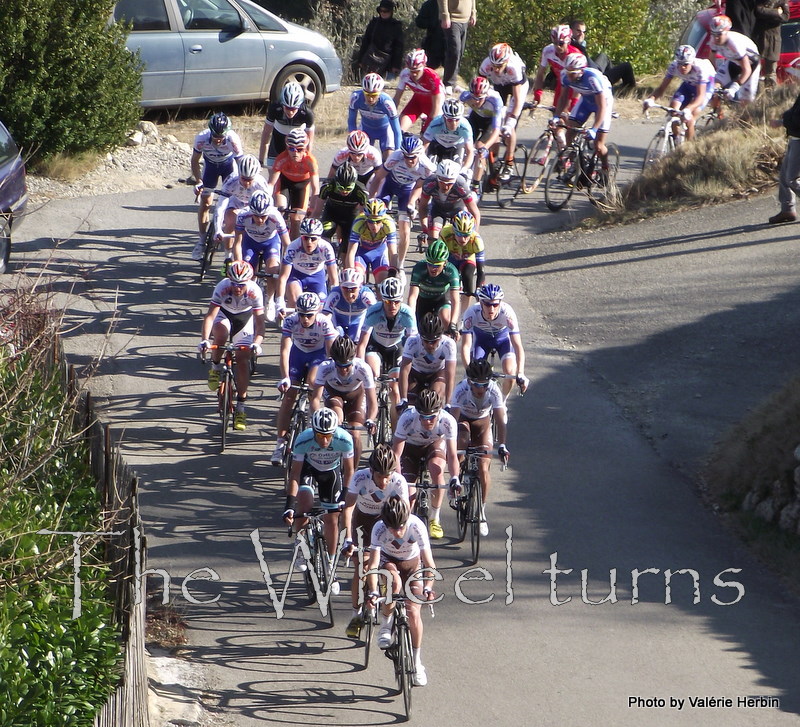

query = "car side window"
[
  {"left": 114, "top": 0, "right": 170, "bottom": 31},
  {"left": 180, "top": 0, "right": 242, "bottom": 31},
  {"left": 782, "top": 21, "right": 800, "bottom": 55},
  {"left": 239, "top": 3, "right": 285, "bottom": 32},
  {"left": 0, "top": 125, "right": 19, "bottom": 167}
]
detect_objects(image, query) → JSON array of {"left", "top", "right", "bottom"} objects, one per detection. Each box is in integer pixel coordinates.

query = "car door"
[
  {"left": 177, "top": 0, "right": 268, "bottom": 102},
  {"left": 116, "top": 0, "right": 185, "bottom": 106}
]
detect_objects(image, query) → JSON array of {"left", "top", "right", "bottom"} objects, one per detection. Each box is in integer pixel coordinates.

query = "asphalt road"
[{"left": 10, "top": 117, "right": 800, "bottom": 726}]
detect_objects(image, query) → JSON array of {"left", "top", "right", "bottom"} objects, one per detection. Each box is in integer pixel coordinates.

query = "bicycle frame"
[
  {"left": 290, "top": 507, "right": 338, "bottom": 625},
  {"left": 642, "top": 104, "right": 687, "bottom": 171},
  {"left": 200, "top": 342, "right": 250, "bottom": 452}
]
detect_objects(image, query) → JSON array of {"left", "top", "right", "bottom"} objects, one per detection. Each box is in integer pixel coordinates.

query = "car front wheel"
[{"left": 272, "top": 64, "right": 323, "bottom": 109}]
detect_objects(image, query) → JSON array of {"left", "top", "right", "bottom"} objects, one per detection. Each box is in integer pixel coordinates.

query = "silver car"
[{"left": 114, "top": 0, "right": 342, "bottom": 108}]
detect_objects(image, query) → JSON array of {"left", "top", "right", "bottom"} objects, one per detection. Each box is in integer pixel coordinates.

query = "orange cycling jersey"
[{"left": 272, "top": 151, "right": 318, "bottom": 182}]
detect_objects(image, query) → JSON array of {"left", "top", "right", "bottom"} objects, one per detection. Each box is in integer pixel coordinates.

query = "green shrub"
[{"left": 0, "top": 0, "right": 142, "bottom": 162}]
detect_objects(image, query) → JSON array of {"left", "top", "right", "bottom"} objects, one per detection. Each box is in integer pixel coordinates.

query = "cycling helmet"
[
  {"left": 311, "top": 406, "right": 339, "bottom": 434},
  {"left": 340, "top": 268, "right": 364, "bottom": 288},
  {"left": 334, "top": 162, "right": 358, "bottom": 189},
  {"left": 709, "top": 14, "right": 732, "bottom": 33},
  {"left": 675, "top": 44, "right": 696, "bottom": 64},
  {"left": 416, "top": 387, "right": 443, "bottom": 415},
  {"left": 227, "top": 260, "right": 253, "bottom": 284},
  {"left": 419, "top": 311, "right": 444, "bottom": 339},
  {"left": 296, "top": 291, "right": 321, "bottom": 313},
  {"left": 299, "top": 217, "right": 324, "bottom": 237},
  {"left": 362, "top": 73, "right": 385, "bottom": 94},
  {"left": 551, "top": 24, "right": 573, "bottom": 44},
  {"left": 452, "top": 210, "right": 475, "bottom": 236},
  {"left": 442, "top": 98, "right": 464, "bottom": 119},
  {"left": 286, "top": 127, "right": 308, "bottom": 148},
  {"left": 400, "top": 135, "right": 424, "bottom": 157},
  {"left": 364, "top": 198, "right": 387, "bottom": 219},
  {"left": 280, "top": 81, "right": 305, "bottom": 108},
  {"left": 469, "top": 76, "right": 491, "bottom": 98},
  {"left": 489, "top": 42, "right": 512, "bottom": 65},
  {"left": 369, "top": 443, "right": 398, "bottom": 475},
  {"left": 436, "top": 159, "right": 460, "bottom": 182},
  {"left": 238, "top": 154, "right": 260, "bottom": 180},
  {"left": 425, "top": 239, "right": 449, "bottom": 265},
  {"left": 347, "top": 130, "right": 370, "bottom": 153},
  {"left": 381, "top": 494, "right": 410, "bottom": 529},
  {"left": 208, "top": 112, "right": 230, "bottom": 138},
  {"left": 564, "top": 53, "right": 587, "bottom": 71},
  {"left": 406, "top": 48, "right": 427, "bottom": 69},
  {"left": 249, "top": 190, "right": 272, "bottom": 215},
  {"left": 379, "top": 276, "right": 404, "bottom": 300},
  {"left": 466, "top": 357, "right": 493, "bottom": 382},
  {"left": 330, "top": 335, "right": 356, "bottom": 365},
  {"left": 476, "top": 283, "right": 504, "bottom": 302}
]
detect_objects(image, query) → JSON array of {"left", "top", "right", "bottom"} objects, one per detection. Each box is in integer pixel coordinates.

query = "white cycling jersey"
[
  {"left": 215, "top": 173, "right": 272, "bottom": 233},
  {"left": 370, "top": 514, "right": 430, "bottom": 560},
  {"left": 383, "top": 150, "right": 437, "bottom": 186},
  {"left": 314, "top": 357, "right": 375, "bottom": 394},
  {"left": 331, "top": 145, "right": 383, "bottom": 176},
  {"left": 394, "top": 407, "right": 457, "bottom": 447},
  {"left": 193, "top": 129, "right": 244, "bottom": 164},
  {"left": 665, "top": 58, "right": 716, "bottom": 86},
  {"left": 282, "top": 237, "right": 337, "bottom": 275},
  {"left": 450, "top": 378, "right": 504, "bottom": 420},
  {"left": 401, "top": 334, "right": 457, "bottom": 374},
  {"left": 281, "top": 312, "right": 337, "bottom": 352},
  {"left": 479, "top": 53, "right": 527, "bottom": 87},
  {"left": 709, "top": 31, "right": 760, "bottom": 64},
  {"left": 235, "top": 208, "right": 287, "bottom": 243},
  {"left": 349, "top": 468, "right": 410, "bottom": 516},
  {"left": 210, "top": 279, "right": 264, "bottom": 314},
  {"left": 461, "top": 302, "right": 520, "bottom": 337}
]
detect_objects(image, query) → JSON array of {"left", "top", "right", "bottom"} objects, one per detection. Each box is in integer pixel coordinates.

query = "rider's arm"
[
  {"left": 233, "top": 229, "right": 244, "bottom": 261},
  {"left": 417, "top": 193, "right": 431, "bottom": 232},
  {"left": 191, "top": 149, "right": 203, "bottom": 183},
  {"left": 367, "top": 165, "right": 388, "bottom": 197},
  {"left": 276, "top": 262, "right": 291, "bottom": 305},
  {"left": 532, "top": 63, "right": 548, "bottom": 96},
  {"left": 310, "top": 382, "right": 325, "bottom": 411},
  {"left": 397, "top": 356, "right": 412, "bottom": 401},
  {"left": 387, "top": 239, "right": 399, "bottom": 270},
  {"left": 259, "top": 120, "right": 274, "bottom": 166},
  {"left": 649, "top": 75, "right": 671, "bottom": 103},
  {"left": 459, "top": 329, "right": 472, "bottom": 369},
  {"left": 341, "top": 489, "right": 358, "bottom": 541},
  {"left": 279, "top": 335, "right": 292, "bottom": 380},
  {"left": 510, "top": 330, "right": 526, "bottom": 378},
  {"left": 365, "top": 385, "right": 378, "bottom": 422},
  {"left": 461, "top": 139, "right": 475, "bottom": 172},
  {"left": 591, "top": 91, "right": 607, "bottom": 134},
  {"left": 445, "top": 433, "right": 460, "bottom": 481},
  {"left": 253, "top": 311, "right": 265, "bottom": 348},
  {"left": 286, "top": 458, "right": 303, "bottom": 499},
  {"left": 736, "top": 53, "right": 754, "bottom": 86},
  {"left": 200, "top": 303, "right": 221, "bottom": 341},
  {"left": 406, "top": 284, "right": 420, "bottom": 315},
  {"left": 493, "top": 404, "right": 508, "bottom": 445},
  {"left": 444, "top": 358, "right": 456, "bottom": 403},
  {"left": 342, "top": 451, "right": 355, "bottom": 491}
]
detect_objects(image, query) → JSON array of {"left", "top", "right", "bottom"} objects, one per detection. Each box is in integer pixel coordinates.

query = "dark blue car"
[{"left": 0, "top": 120, "right": 27, "bottom": 274}]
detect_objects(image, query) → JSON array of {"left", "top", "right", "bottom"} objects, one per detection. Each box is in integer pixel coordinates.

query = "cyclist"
[
  {"left": 311, "top": 335, "right": 377, "bottom": 465},
  {"left": 341, "top": 444, "right": 410, "bottom": 639},
  {"left": 643, "top": 45, "right": 715, "bottom": 141},
  {"left": 191, "top": 113, "right": 244, "bottom": 261},
  {"left": 448, "top": 357, "right": 508, "bottom": 537},
  {"left": 198, "top": 261, "right": 264, "bottom": 432},
  {"left": 348, "top": 73, "right": 403, "bottom": 161},
  {"left": 422, "top": 98, "right": 475, "bottom": 172},
  {"left": 345, "top": 198, "right": 399, "bottom": 286},
  {"left": 328, "top": 130, "right": 384, "bottom": 186},
  {"left": 478, "top": 42, "right": 529, "bottom": 180},
  {"left": 271, "top": 292, "right": 338, "bottom": 465},
  {"left": 393, "top": 48, "right": 445, "bottom": 134},
  {"left": 398, "top": 311, "right": 457, "bottom": 408},
  {"left": 233, "top": 190, "right": 290, "bottom": 323},
  {"left": 214, "top": 154, "right": 272, "bottom": 271},
  {"left": 366, "top": 495, "right": 437, "bottom": 686},
  {"left": 554, "top": 53, "right": 614, "bottom": 170},
  {"left": 460, "top": 76, "right": 505, "bottom": 193},
  {"left": 267, "top": 127, "right": 320, "bottom": 239},
  {"left": 407, "top": 239, "right": 462, "bottom": 334},
  {"left": 460, "top": 283, "right": 529, "bottom": 400},
  {"left": 368, "top": 135, "right": 436, "bottom": 267},
  {"left": 708, "top": 14, "right": 761, "bottom": 106},
  {"left": 391, "top": 389, "right": 460, "bottom": 539},
  {"left": 283, "top": 407, "right": 354, "bottom": 585},
  {"left": 531, "top": 25, "right": 582, "bottom": 111},
  {"left": 259, "top": 81, "right": 316, "bottom": 170},
  {"left": 276, "top": 218, "right": 339, "bottom": 313},
  {"left": 313, "top": 162, "right": 369, "bottom": 260},
  {"left": 357, "top": 275, "right": 418, "bottom": 424},
  {"left": 439, "top": 210, "right": 484, "bottom": 311},
  {"left": 323, "top": 268, "right": 377, "bottom": 341},
  {"left": 418, "top": 159, "right": 480, "bottom": 244}
]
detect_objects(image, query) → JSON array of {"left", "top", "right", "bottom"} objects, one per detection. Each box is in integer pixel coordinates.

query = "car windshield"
[
  {"left": 782, "top": 21, "right": 800, "bottom": 54},
  {"left": 237, "top": 0, "right": 285, "bottom": 31},
  {"left": 0, "top": 125, "right": 19, "bottom": 167}
]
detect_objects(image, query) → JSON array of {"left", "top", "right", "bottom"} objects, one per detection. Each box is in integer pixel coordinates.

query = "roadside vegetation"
[{"left": 0, "top": 288, "right": 122, "bottom": 725}]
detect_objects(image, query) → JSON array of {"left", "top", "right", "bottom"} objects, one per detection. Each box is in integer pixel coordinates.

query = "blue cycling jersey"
[
  {"left": 292, "top": 427, "right": 354, "bottom": 471},
  {"left": 348, "top": 90, "right": 403, "bottom": 139},
  {"left": 423, "top": 115, "right": 473, "bottom": 149},
  {"left": 361, "top": 302, "right": 417, "bottom": 348}
]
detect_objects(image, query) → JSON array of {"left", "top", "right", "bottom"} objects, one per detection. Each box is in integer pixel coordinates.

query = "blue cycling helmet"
[
  {"left": 249, "top": 190, "right": 272, "bottom": 215},
  {"left": 400, "top": 135, "right": 423, "bottom": 157},
  {"left": 476, "top": 283, "right": 504, "bottom": 303}
]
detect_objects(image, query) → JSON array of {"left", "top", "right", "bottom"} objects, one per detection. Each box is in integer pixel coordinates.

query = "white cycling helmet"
[
  {"left": 551, "top": 25, "right": 572, "bottom": 44},
  {"left": 564, "top": 53, "right": 587, "bottom": 71},
  {"left": 709, "top": 14, "right": 732, "bottom": 34},
  {"left": 347, "top": 130, "right": 370, "bottom": 153},
  {"left": 296, "top": 291, "right": 321, "bottom": 313},
  {"left": 340, "top": 268, "right": 364, "bottom": 288},
  {"left": 238, "top": 154, "right": 260, "bottom": 179},
  {"left": 311, "top": 407, "right": 338, "bottom": 434},
  {"left": 442, "top": 98, "right": 464, "bottom": 119},
  {"left": 280, "top": 81, "right": 305, "bottom": 108},
  {"left": 435, "top": 159, "right": 460, "bottom": 182},
  {"left": 379, "top": 276, "right": 404, "bottom": 301},
  {"left": 286, "top": 127, "right": 309, "bottom": 148},
  {"left": 675, "top": 44, "right": 696, "bottom": 64},
  {"left": 489, "top": 43, "right": 512, "bottom": 65},
  {"left": 362, "top": 73, "right": 385, "bottom": 94}
]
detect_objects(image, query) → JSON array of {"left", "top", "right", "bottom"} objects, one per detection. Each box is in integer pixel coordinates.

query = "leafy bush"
[{"left": 0, "top": 0, "right": 142, "bottom": 163}]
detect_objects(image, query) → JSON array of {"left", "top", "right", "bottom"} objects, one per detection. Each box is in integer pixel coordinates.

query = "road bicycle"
[
  {"left": 279, "top": 383, "right": 313, "bottom": 489},
  {"left": 372, "top": 373, "right": 395, "bottom": 447},
  {"left": 379, "top": 594, "right": 416, "bottom": 720},
  {"left": 454, "top": 446, "right": 490, "bottom": 563},
  {"left": 199, "top": 342, "right": 250, "bottom": 452},
  {"left": 473, "top": 134, "right": 529, "bottom": 209},
  {"left": 543, "top": 128, "right": 620, "bottom": 211},
  {"left": 521, "top": 103, "right": 561, "bottom": 194},
  {"left": 197, "top": 187, "right": 232, "bottom": 282},
  {"left": 290, "top": 507, "right": 337, "bottom": 626},
  {"left": 642, "top": 104, "right": 688, "bottom": 171},
  {"left": 411, "top": 455, "right": 435, "bottom": 532}
]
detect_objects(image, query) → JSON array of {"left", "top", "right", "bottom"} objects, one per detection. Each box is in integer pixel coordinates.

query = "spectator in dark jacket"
[
  {"left": 357, "top": 0, "right": 404, "bottom": 78},
  {"left": 567, "top": 18, "right": 636, "bottom": 92},
  {"left": 726, "top": 0, "right": 758, "bottom": 36},
  {"left": 754, "top": 0, "right": 789, "bottom": 87},
  {"left": 416, "top": 0, "right": 446, "bottom": 70},
  {"left": 768, "top": 75, "right": 800, "bottom": 223}
]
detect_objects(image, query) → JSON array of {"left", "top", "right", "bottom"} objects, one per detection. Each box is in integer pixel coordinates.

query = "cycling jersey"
[
  {"left": 710, "top": 31, "right": 760, "bottom": 64},
  {"left": 272, "top": 151, "right": 318, "bottom": 183},
  {"left": 282, "top": 237, "right": 337, "bottom": 275},
  {"left": 349, "top": 214, "right": 398, "bottom": 251},
  {"left": 479, "top": 52, "right": 527, "bottom": 87},
  {"left": 439, "top": 224, "right": 485, "bottom": 264},
  {"left": 420, "top": 174, "right": 476, "bottom": 206},
  {"left": 292, "top": 426, "right": 353, "bottom": 471},
  {"left": 331, "top": 145, "right": 383, "bottom": 177},
  {"left": 710, "top": 31, "right": 761, "bottom": 102},
  {"left": 314, "top": 357, "right": 375, "bottom": 394},
  {"left": 459, "top": 89, "right": 505, "bottom": 124},
  {"left": 348, "top": 90, "right": 403, "bottom": 149},
  {"left": 323, "top": 286, "right": 377, "bottom": 339},
  {"left": 193, "top": 129, "right": 244, "bottom": 164},
  {"left": 461, "top": 301, "right": 519, "bottom": 338},
  {"left": 382, "top": 150, "right": 437, "bottom": 187},
  {"left": 361, "top": 302, "right": 417, "bottom": 348},
  {"left": 538, "top": 43, "right": 582, "bottom": 106},
  {"left": 409, "top": 260, "right": 461, "bottom": 298},
  {"left": 282, "top": 312, "right": 337, "bottom": 352},
  {"left": 235, "top": 208, "right": 287, "bottom": 244},
  {"left": 215, "top": 173, "right": 272, "bottom": 233},
  {"left": 264, "top": 101, "right": 315, "bottom": 158},
  {"left": 423, "top": 115, "right": 473, "bottom": 150},
  {"left": 370, "top": 514, "right": 430, "bottom": 560},
  {"left": 664, "top": 58, "right": 716, "bottom": 87},
  {"left": 348, "top": 469, "right": 410, "bottom": 516},
  {"left": 394, "top": 407, "right": 458, "bottom": 447},
  {"left": 401, "top": 334, "right": 457, "bottom": 374},
  {"left": 397, "top": 66, "right": 443, "bottom": 97},
  {"left": 210, "top": 279, "right": 264, "bottom": 314},
  {"left": 450, "top": 378, "right": 504, "bottom": 419},
  {"left": 560, "top": 67, "right": 614, "bottom": 131}
]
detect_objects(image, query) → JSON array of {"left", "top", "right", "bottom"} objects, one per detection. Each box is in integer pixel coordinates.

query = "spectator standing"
[
  {"left": 725, "top": 0, "right": 758, "bottom": 37},
  {"left": 768, "top": 63, "right": 800, "bottom": 224},
  {"left": 439, "top": 0, "right": 477, "bottom": 94},
  {"left": 754, "top": 0, "right": 789, "bottom": 88},
  {"left": 416, "top": 0, "right": 447, "bottom": 69},
  {"left": 357, "top": 0, "right": 405, "bottom": 78}
]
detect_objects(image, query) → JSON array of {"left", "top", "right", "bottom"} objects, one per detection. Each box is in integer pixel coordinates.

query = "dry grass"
[{"left": 33, "top": 151, "right": 104, "bottom": 181}]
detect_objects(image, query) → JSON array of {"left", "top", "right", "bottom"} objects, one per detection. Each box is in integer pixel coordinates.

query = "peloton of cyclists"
[
  {"left": 313, "top": 162, "right": 369, "bottom": 261},
  {"left": 708, "top": 14, "right": 761, "bottom": 106}
]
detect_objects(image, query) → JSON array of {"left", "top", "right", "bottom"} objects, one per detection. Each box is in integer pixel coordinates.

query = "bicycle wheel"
[
  {"left": 469, "top": 475, "right": 483, "bottom": 564},
  {"left": 313, "top": 532, "right": 335, "bottom": 627},
  {"left": 219, "top": 371, "right": 233, "bottom": 453},
  {"left": 642, "top": 129, "right": 668, "bottom": 171},
  {"left": 396, "top": 621, "right": 413, "bottom": 718},
  {"left": 283, "top": 409, "right": 306, "bottom": 491},
  {"left": 526, "top": 133, "right": 556, "bottom": 193},
  {"left": 412, "top": 487, "right": 430, "bottom": 532},
  {"left": 199, "top": 224, "right": 216, "bottom": 282},
  {"left": 363, "top": 601, "right": 375, "bottom": 668},
  {"left": 590, "top": 143, "right": 620, "bottom": 205},
  {"left": 495, "top": 144, "right": 529, "bottom": 209},
  {"left": 544, "top": 149, "right": 578, "bottom": 211}
]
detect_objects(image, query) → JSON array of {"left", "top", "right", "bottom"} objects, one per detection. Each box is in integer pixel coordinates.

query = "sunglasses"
[
  {"left": 481, "top": 301, "right": 500, "bottom": 307},
  {"left": 455, "top": 231, "right": 471, "bottom": 238},
  {"left": 364, "top": 92, "right": 380, "bottom": 100},
  {"left": 469, "top": 379, "right": 490, "bottom": 388},
  {"left": 299, "top": 312, "right": 315, "bottom": 319},
  {"left": 335, "top": 361, "right": 353, "bottom": 368},
  {"left": 301, "top": 235, "right": 319, "bottom": 242},
  {"left": 422, "top": 337, "right": 441, "bottom": 343},
  {"left": 420, "top": 413, "right": 438, "bottom": 420},
  {"left": 403, "top": 154, "right": 419, "bottom": 160},
  {"left": 287, "top": 145, "right": 306, "bottom": 152}
]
